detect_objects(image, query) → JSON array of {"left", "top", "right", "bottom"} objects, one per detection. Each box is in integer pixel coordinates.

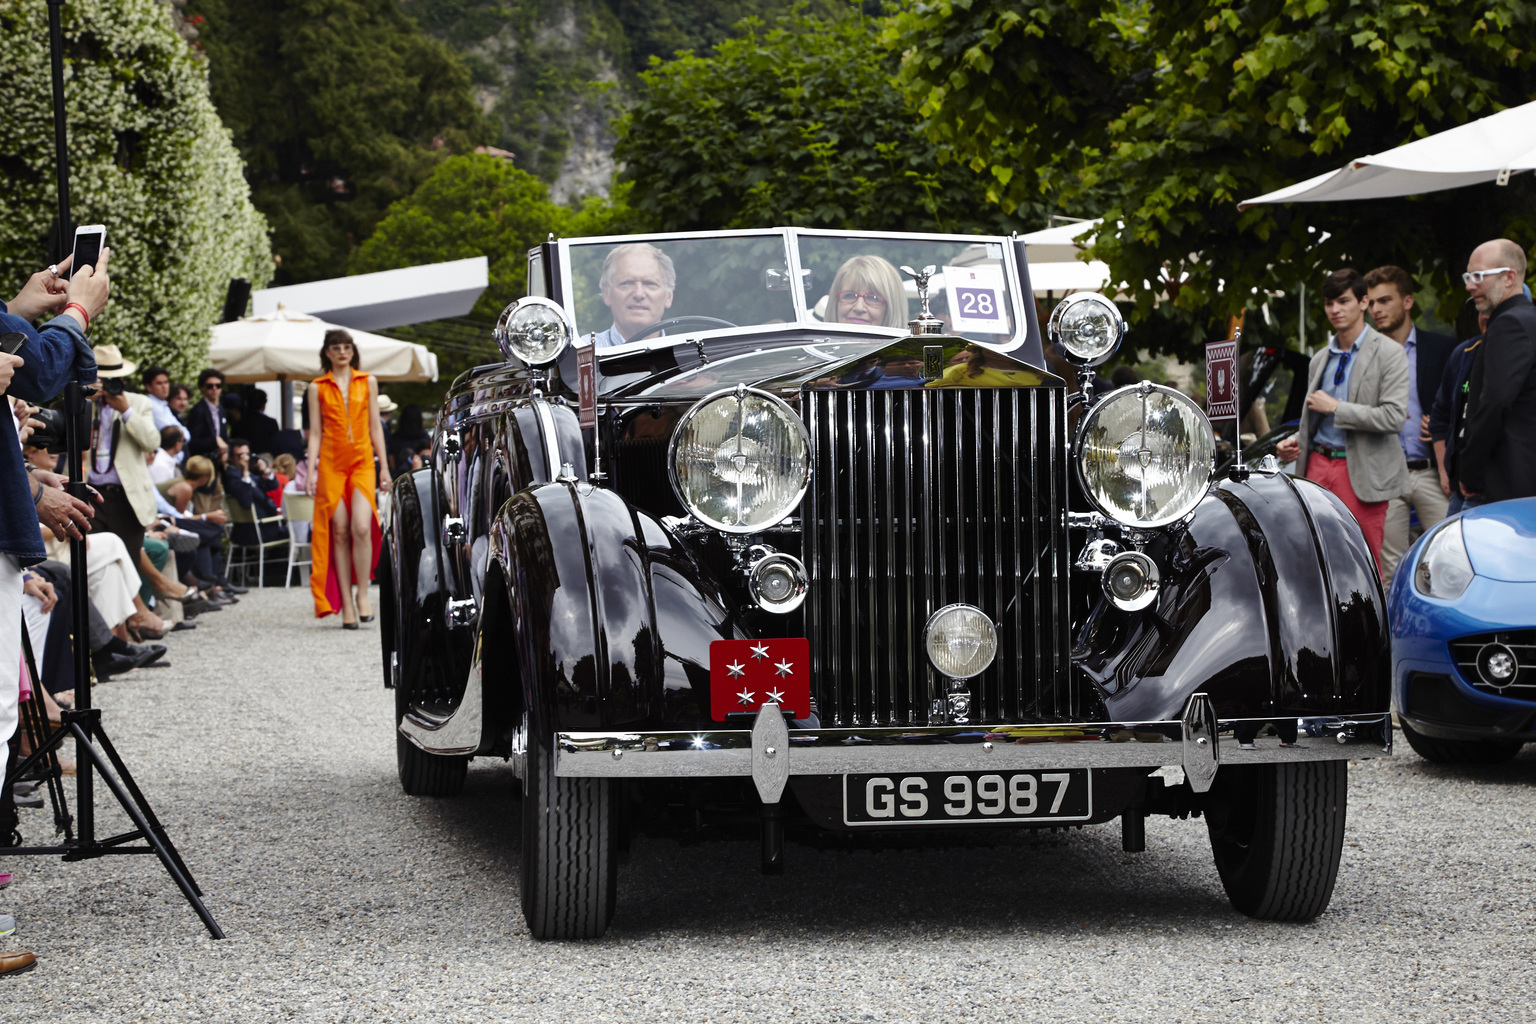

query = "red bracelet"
[{"left": 63, "top": 302, "right": 90, "bottom": 328}]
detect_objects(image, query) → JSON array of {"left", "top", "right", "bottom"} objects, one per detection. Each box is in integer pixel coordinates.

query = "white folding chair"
[
  {"left": 282, "top": 494, "right": 315, "bottom": 587},
  {"left": 226, "top": 500, "right": 289, "bottom": 588}
]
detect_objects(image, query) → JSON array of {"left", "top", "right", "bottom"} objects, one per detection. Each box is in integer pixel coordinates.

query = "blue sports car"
[{"left": 1389, "top": 497, "right": 1536, "bottom": 763}]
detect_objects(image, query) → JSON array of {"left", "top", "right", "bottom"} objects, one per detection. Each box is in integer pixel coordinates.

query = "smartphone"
[
  {"left": 69, "top": 224, "right": 107, "bottom": 280},
  {"left": 0, "top": 331, "right": 25, "bottom": 356}
]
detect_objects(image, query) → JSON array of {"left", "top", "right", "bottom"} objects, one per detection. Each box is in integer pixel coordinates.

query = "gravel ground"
[{"left": 4, "top": 586, "right": 1534, "bottom": 1022}]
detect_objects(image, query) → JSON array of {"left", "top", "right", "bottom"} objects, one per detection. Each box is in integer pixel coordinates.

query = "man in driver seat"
[{"left": 594, "top": 243, "right": 676, "bottom": 348}]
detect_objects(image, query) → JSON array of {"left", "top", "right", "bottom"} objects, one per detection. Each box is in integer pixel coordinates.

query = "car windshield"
[
  {"left": 562, "top": 230, "right": 1022, "bottom": 351},
  {"left": 565, "top": 233, "right": 797, "bottom": 349},
  {"left": 794, "top": 232, "right": 1018, "bottom": 345}
]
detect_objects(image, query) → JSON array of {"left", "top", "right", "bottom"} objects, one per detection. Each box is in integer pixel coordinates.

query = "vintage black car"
[{"left": 381, "top": 228, "right": 1391, "bottom": 940}]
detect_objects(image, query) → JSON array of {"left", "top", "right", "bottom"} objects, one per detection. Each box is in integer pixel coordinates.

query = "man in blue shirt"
[
  {"left": 591, "top": 243, "right": 676, "bottom": 349},
  {"left": 1364, "top": 266, "right": 1456, "bottom": 585},
  {"left": 1277, "top": 268, "right": 1410, "bottom": 567}
]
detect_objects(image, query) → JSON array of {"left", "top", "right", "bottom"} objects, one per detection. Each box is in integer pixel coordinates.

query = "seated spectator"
[
  {"left": 224, "top": 438, "right": 287, "bottom": 548},
  {"left": 149, "top": 425, "right": 193, "bottom": 512},
  {"left": 23, "top": 562, "right": 165, "bottom": 688},
  {"left": 182, "top": 454, "right": 225, "bottom": 517},
  {"left": 254, "top": 454, "right": 286, "bottom": 509},
  {"left": 243, "top": 388, "right": 281, "bottom": 455},
  {"left": 272, "top": 452, "right": 296, "bottom": 492}
]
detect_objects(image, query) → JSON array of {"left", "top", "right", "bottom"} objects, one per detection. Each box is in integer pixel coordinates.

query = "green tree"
[
  {"left": 891, "top": 1, "right": 1536, "bottom": 355},
  {"left": 350, "top": 153, "right": 590, "bottom": 406},
  {"left": 615, "top": 7, "right": 1034, "bottom": 233},
  {"left": 186, "top": 0, "right": 485, "bottom": 284},
  {"left": 399, "top": 0, "right": 852, "bottom": 185},
  {"left": 353, "top": 153, "right": 567, "bottom": 313},
  {"left": 0, "top": 0, "right": 271, "bottom": 380}
]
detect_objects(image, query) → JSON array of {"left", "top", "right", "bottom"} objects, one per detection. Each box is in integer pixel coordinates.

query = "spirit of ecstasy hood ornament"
[{"left": 900, "top": 264, "right": 944, "bottom": 336}]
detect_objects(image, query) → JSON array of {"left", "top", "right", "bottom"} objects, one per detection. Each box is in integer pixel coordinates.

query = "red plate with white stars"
[{"left": 709, "top": 638, "right": 811, "bottom": 721}]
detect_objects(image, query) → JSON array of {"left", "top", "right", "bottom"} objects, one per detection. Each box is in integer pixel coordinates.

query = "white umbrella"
[
  {"left": 208, "top": 306, "right": 439, "bottom": 384},
  {"left": 1239, "top": 100, "right": 1536, "bottom": 208}
]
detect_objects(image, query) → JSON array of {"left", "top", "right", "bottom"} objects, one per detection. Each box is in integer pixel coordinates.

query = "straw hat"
[
  {"left": 92, "top": 343, "right": 136, "bottom": 378},
  {"left": 377, "top": 394, "right": 398, "bottom": 414}
]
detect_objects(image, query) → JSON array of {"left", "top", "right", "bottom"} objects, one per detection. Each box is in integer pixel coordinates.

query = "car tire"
[
  {"left": 395, "top": 732, "right": 469, "bottom": 797},
  {"left": 1205, "top": 761, "right": 1346, "bottom": 922},
  {"left": 1400, "top": 722, "right": 1523, "bottom": 764},
  {"left": 395, "top": 683, "right": 469, "bottom": 797},
  {"left": 521, "top": 734, "right": 618, "bottom": 940}
]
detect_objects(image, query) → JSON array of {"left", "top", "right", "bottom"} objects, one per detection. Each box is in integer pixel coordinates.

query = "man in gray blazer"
[{"left": 1277, "top": 268, "right": 1410, "bottom": 568}]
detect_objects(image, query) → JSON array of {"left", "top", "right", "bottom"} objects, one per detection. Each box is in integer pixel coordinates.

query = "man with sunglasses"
[
  {"left": 185, "top": 367, "right": 230, "bottom": 463},
  {"left": 1459, "top": 239, "right": 1536, "bottom": 503},
  {"left": 1277, "top": 268, "right": 1409, "bottom": 566}
]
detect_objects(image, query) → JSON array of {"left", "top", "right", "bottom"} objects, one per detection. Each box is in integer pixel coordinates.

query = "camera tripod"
[{"left": 10, "top": 630, "right": 223, "bottom": 939}]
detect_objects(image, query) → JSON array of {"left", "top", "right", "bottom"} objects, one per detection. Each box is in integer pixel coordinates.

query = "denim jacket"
[{"left": 1, "top": 299, "right": 97, "bottom": 564}]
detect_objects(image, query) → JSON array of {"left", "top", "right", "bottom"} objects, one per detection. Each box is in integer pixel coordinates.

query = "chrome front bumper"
[{"left": 554, "top": 694, "right": 1393, "bottom": 801}]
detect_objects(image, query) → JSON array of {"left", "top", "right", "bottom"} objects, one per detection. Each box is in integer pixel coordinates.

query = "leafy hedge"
[{"left": 0, "top": 0, "right": 271, "bottom": 380}]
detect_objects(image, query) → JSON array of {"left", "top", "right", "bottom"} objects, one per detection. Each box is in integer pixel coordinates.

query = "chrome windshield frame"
[{"left": 550, "top": 227, "right": 1028, "bottom": 356}]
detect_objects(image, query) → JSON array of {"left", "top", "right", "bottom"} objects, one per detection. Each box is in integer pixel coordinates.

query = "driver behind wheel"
[{"left": 594, "top": 243, "right": 676, "bottom": 348}]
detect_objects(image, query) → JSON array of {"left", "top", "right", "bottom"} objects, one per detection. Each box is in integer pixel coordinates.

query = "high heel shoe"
[
  {"left": 342, "top": 621, "right": 360, "bottom": 630},
  {"left": 359, "top": 614, "right": 375, "bottom": 623}
]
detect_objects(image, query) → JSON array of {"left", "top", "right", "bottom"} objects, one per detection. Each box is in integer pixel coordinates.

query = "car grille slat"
[{"left": 804, "top": 386, "right": 1069, "bottom": 727}]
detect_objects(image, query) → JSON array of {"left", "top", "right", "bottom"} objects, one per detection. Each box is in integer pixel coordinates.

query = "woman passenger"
[{"left": 826, "top": 255, "right": 909, "bottom": 329}]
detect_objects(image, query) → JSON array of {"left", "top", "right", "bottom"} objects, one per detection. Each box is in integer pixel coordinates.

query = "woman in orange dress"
[{"left": 305, "top": 330, "right": 392, "bottom": 626}]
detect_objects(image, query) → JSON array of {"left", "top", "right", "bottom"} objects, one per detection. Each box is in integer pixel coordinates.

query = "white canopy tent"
[
  {"left": 1240, "top": 100, "right": 1536, "bottom": 208},
  {"left": 251, "top": 257, "right": 489, "bottom": 331}
]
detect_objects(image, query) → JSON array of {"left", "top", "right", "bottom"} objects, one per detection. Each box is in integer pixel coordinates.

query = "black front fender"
[
  {"left": 485, "top": 480, "right": 740, "bottom": 742},
  {"left": 1088, "top": 472, "right": 1390, "bottom": 723}
]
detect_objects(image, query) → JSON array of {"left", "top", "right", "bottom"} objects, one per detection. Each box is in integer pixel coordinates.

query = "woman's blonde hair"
[
  {"left": 184, "top": 455, "right": 216, "bottom": 484},
  {"left": 272, "top": 453, "right": 297, "bottom": 478},
  {"left": 827, "top": 255, "right": 909, "bottom": 329}
]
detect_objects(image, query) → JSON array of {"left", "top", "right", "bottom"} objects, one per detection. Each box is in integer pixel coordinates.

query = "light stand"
[{"left": 2, "top": 0, "right": 224, "bottom": 939}]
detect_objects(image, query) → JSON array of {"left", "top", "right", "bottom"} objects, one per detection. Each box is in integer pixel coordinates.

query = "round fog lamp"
[
  {"left": 923, "top": 604, "right": 998, "bottom": 680},
  {"left": 1102, "top": 551, "right": 1159, "bottom": 611},
  {"left": 1477, "top": 643, "right": 1520, "bottom": 688},
  {"left": 749, "top": 553, "right": 808, "bottom": 613},
  {"left": 494, "top": 296, "right": 572, "bottom": 366},
  {"left": 1048, "top": 292, "right": 1125, "bottom": 366}
]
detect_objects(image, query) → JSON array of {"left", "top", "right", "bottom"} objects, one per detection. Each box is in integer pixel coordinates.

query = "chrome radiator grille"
[{"left": 802, "top": 386, "right": 1072, "bottom": 727}]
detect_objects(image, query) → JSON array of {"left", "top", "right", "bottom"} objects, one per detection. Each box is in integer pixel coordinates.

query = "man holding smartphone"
[{"left": 2, "top": 250, "right": 111, "bottom": 976}]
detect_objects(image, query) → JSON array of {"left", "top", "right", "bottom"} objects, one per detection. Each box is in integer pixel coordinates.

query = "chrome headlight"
[
  {"left": 1414, "top": 520, "right": 1474, "bottom": 600},
  {"left": 1048, "top": 292, "right": 1125, "bottom": 366},
  {"left": 668, "top": 386, "right": 811, "bottom": 533},
  {"left": 1078, "top": 382, "right": 1215, "bottom": 528},
  {"left": 494, "top": 296, "right": 571, "bottom": 366}
]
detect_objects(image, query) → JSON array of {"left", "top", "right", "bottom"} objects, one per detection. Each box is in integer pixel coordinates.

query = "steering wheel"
[{"left": 623, "top": 316, "right": 738, "bottom": 343}]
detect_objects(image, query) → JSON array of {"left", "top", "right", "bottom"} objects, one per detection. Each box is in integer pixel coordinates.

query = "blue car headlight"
[{"left": 1413, "top": 520, "right": 1474, "bottom": 600}]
